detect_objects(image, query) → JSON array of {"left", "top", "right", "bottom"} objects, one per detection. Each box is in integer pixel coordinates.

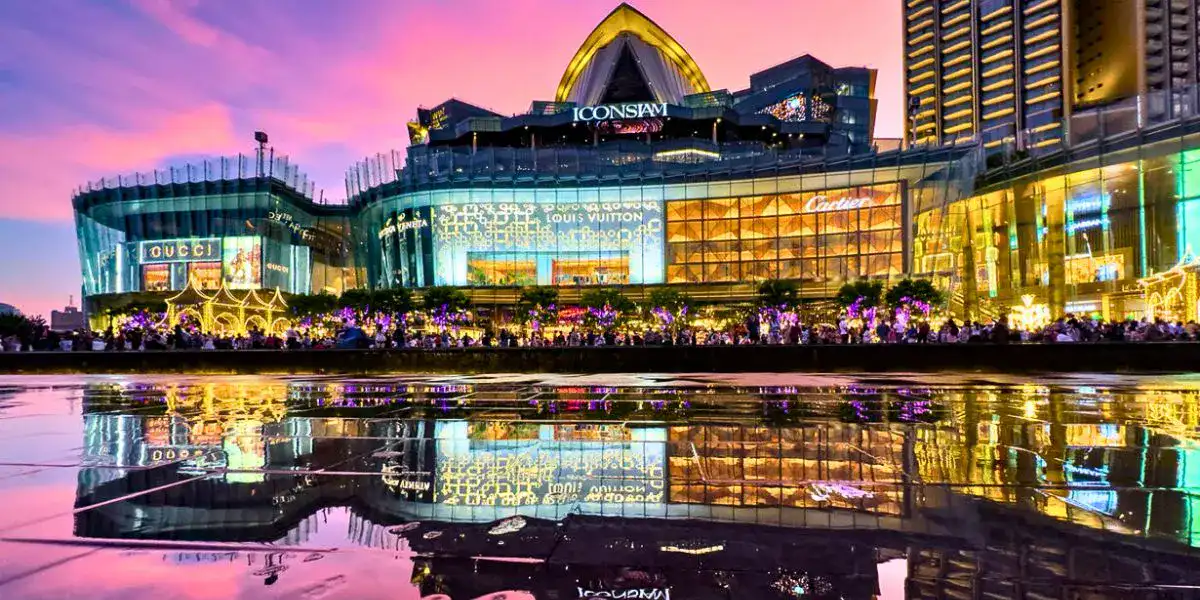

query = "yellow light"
[
  {"left": 556, "top": 4, "right": 710, "bottom": 102},
  {"left": 1009, "top": 294, "right": 1051, "bottom": 332}
]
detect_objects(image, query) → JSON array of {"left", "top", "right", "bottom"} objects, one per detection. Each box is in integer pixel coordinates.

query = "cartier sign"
[
  {"left": 140, "top": 238, "right": 220, "bottom": 263},
  {"left": 573, "top": 102, "right": 668, "bottom": 122},
  {"left": 802, "top": 195, "right": 876, "bottom": 214}
]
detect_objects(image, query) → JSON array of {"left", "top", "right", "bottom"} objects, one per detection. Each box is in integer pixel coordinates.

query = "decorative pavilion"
[
  {"left": 165, "top": 278, "right": 291, "bottom": 335},
  {"left": 1138, "top": 255, "right": 1200, "bottom": 323}
]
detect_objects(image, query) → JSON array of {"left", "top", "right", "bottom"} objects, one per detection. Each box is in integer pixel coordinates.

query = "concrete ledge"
[{"left": 2, "top": 343, "right": 1200, "bottom": 374}]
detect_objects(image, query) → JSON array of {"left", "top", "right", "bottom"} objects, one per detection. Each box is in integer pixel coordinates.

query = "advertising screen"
[
  {"left": 434, "top": 422, "right": 666, "bottom": 507},
  {"left": 431, "top": 198, "right": 665, "bottom": 286},
  {"left": 466, "top": 254, "right": 537, "bottom": 286},
  {"left": 1065, "top": 253, "right": 1126, "bottom": 285},
  {"left": 222, "top": 237, "right": 262, "bottom": 289}
]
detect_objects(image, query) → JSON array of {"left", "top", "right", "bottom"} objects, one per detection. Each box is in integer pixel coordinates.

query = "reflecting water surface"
[{"left": 3, "top": 373, "right": 1200, "bottom": 598}]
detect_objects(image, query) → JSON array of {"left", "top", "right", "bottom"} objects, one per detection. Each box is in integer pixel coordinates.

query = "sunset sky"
[{"left": 0, "top": 0, "right": 902, "bottom": 317}]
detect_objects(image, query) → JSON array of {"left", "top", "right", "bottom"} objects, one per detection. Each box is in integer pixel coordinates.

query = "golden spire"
[{"left": 555, "top": 3, "right": 710, "bottom": 103}]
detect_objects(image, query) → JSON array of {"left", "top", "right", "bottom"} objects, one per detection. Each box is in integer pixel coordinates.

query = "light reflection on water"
[{"left": 4, "top": 375, "right": 1200, "bottom": 598}]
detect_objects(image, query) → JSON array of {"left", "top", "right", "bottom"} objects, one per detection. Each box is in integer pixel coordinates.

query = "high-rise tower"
[{"left": 903, "top": 0, "right": 1200, "bottom": 152}]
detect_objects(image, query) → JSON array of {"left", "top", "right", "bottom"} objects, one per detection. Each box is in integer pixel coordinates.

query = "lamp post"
[{"left": 254, "top": 131, "right": 269, "bottom": 177}]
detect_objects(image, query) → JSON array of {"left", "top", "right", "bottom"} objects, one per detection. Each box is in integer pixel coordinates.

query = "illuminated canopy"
[
  {"left": 555, "top": 3, "right": 710, "bottom": 105},
  {"left": 166, "top": 278, "right": 291, "bottom": 335}
]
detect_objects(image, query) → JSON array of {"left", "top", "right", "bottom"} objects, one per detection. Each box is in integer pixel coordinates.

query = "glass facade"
[
  {"left": 73, "top": 156, "right": 356, "bottom": 304},
  {"left": 913, "top": 133, "right": 1200, "bottom": 319},
  {"left": 664, "top": 183, "right": 904, "bottom": 284},
  {"left": 72, "top": 115, "right": 1200, "bottom": 323},
  {"left": 352, "top": 149, "right": 973, "bottom": 296}
]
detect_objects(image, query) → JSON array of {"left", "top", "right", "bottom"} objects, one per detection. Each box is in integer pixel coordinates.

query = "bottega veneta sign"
[{"left": 573, "top": 103, "right": 668, "bottom": 122}]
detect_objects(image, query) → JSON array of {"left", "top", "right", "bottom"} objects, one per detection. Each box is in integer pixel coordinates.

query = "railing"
[
  {"left": 1069, "top": 84, "right": 1200, "bottom": 147},
  {"left": 74, "top": 149, "right": 332, "bottom": 203},
  {"left": 346, "top": 138, "right": 983, "bottom": 201}
]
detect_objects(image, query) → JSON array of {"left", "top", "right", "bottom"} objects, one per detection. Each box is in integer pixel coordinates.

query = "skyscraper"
[{"left": 903, "top": 0, "right": 1200, "bottom": 153}]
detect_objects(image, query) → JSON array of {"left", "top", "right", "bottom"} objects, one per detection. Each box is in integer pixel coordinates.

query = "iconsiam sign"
[{"left": 572, "top": 102, "right": 669, "bottom": 122}]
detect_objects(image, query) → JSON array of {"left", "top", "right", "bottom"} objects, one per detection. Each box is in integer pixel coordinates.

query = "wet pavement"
[{"left": 3, "top": 373, "right": 1200, "bottom": 598}]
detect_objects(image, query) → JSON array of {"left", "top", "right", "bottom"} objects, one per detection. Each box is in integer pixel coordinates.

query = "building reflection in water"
[{"left": 70, "top": 380, "right": 1200, "bottom": 598}]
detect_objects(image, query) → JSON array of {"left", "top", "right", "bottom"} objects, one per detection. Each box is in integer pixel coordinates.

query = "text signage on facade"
[
  {"left": 139, "top": 238, "right": 220, "bottom": 264},
  {"left": 801, "top": 195, "right": 876, "bottom": 214},
  {"left": 577, "top": 588, "right": 671, "bottom": 600},
  {"left": 378, "top": 214, "right": 431, "bottom": 239},
  {"left": 573, "top": 102, "right": 668, "bottom": 122}
]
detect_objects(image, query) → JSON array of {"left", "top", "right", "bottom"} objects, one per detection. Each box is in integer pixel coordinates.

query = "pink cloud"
[
  {"left": 0, "top": 0, "right": 904, "bottom": 223},
  {"left": 0, "top": 0, "right": 905, "bottom": 311},
  {"left": 0, "top": 104, "right": 240, "bottom": 221}
]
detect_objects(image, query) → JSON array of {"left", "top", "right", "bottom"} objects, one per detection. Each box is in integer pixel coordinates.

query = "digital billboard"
[
  {"left": 431, "top": 198, "right": 665, "bottom": 286},
  {"left": 434, "top": 422, "right": 666, "bottom": 507},
  {"left": 222, "top": 236, "right": 262, "bottom": 289}
]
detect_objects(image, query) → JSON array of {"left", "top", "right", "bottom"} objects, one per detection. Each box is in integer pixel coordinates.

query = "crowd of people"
[{"left": 3, "top": 314, "right": 1200, "bottom": 352}]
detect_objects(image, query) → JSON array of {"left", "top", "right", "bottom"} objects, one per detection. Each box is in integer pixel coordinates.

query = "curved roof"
[{"left": 555, "top": 3, "right": 710, "bottom": 104}]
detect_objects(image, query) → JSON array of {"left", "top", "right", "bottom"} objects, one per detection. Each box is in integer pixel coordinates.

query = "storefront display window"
[
  {"left": 188, "top": 262, "right": 222, "bottom": 289},
  {"left": 553, "top": 256, "right": 630, "bottom": 285},
  {"left": 142, "top": 264, "right": 170, "bottom": 292},
  {"left": 466, "top": 255, "right": 537, "bottom": 286}
]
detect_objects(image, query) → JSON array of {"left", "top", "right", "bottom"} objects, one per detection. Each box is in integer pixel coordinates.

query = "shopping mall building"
[{"left": 71, "top": 3, "right": 1200, "bottom": 323}]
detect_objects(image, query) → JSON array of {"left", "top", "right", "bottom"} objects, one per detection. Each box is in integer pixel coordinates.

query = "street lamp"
[{"left": 254, "top": 131, "right": 269, "bottom": 177}]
